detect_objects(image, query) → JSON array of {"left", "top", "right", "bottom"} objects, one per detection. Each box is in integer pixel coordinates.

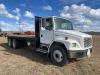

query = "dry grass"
[{"left": 0, "top": 36, "right": 100, "bottom": 75}]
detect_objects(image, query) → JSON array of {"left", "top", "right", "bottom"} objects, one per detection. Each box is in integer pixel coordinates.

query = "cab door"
[{"left": 40, "top": 18, "right": 54, "bottom": 44}]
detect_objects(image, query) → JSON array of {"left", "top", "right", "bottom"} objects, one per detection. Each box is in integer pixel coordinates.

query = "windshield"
[{"left": 54, "top": 18, "right": 73, "bottom": 30}]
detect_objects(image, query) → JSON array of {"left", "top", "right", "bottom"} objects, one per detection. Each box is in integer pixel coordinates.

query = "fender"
[{"left": 48, "top": 39, "right": 82, "bottom": 53}]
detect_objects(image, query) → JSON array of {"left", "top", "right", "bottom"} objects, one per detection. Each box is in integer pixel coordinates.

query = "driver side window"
[{"left": 45, "top": 18, "right": 53, "bottom": 30}]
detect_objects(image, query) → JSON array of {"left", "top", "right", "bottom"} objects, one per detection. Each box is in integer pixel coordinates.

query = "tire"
[
  {"left": 12, "top": 39, "right": 19, "bottom": 49},
  {"left": 8, "top": 38, "right": 12, "bottom": 47},
  {"left": 51, "top": 45, "right": 69, "bottom": 67}
]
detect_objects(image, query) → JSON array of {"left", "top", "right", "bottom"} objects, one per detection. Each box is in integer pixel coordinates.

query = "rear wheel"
[
  {"left": 12, "top": 39, "right": 19, "bottom": 49},
  {"left": 51, "top": 45, "right": 69, "bottom": 67},
  {"left": 8, "top": 38, "right": 12, "bottom": 47}
]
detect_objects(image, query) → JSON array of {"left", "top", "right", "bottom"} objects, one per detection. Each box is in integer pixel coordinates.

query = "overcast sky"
[{"left": 0, "top": 0, "right": 100, "bottom": 32}]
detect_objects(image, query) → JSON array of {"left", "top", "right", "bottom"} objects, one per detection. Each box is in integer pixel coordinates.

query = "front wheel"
[{"left": 51, "top": 45, "right": 69, "bottom": 67}]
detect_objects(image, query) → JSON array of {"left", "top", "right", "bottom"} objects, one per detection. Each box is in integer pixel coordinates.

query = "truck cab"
[{"left": 35, "top": 16, "right": 92, "bottom": 66}]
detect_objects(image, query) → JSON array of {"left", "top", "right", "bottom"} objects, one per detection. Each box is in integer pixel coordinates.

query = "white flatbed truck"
[{"left": 7, "top": 16, "right": 92, "bottom": 66}]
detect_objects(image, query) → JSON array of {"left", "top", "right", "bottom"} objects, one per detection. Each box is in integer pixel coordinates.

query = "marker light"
[{"left": 65, "top": 37, "right": 68, "bottom": 40}]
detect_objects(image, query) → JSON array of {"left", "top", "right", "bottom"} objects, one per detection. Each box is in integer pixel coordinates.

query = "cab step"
[{"left": 36, "top": 48, "right": 48, "bottom": 53}]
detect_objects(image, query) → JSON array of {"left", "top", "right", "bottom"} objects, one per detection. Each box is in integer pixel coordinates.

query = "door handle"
[
  {"left": 41, "top": 34, "right": 43, "bottom": 37},
  {"left": 55, "top": 34, "right": 59, "bottom": 36}
]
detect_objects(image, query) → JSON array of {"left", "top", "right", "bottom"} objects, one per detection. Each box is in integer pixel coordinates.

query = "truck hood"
[{"left": 55, "top": 30, "right": 92, "bottom": 38}]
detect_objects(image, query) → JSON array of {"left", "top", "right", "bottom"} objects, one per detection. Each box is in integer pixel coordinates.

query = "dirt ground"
[{"left": 0, "top": 36, "right": 100, "bottom": 75}]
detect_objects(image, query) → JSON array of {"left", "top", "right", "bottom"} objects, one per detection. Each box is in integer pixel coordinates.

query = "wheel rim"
[
  {"left": 13, "top": 39, "right": 16, "bottom": 48},
  {"left": 53, "top": 50, "right": 63, "bottom": 62},
  {"left": 8, "top": 39, "right": 11, "bottom": 46}
]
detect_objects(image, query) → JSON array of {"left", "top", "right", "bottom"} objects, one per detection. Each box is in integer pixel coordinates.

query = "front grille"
[{"left": 84, "top": 38, "right": 92, "bottom": 48}]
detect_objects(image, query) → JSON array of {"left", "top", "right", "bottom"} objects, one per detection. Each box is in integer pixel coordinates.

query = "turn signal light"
[{"left": 65, "top": 37, "right": 68, "bottom": 40}]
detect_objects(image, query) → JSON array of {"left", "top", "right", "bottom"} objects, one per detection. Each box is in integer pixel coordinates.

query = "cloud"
[
  {"left": 60, "top": 4, "right": 100, "bottom": 24},
  {"left": 12, "top": 8, "right": 21, "bottom": 17},
  {"left": 60, "top": 4, "right": 100, "bottom": 31},
  {"left": 0, "top": 4, "right": 20, "bottom": 20},
  {"left": 24, "top": 11, "right": 35, "bottom": 18},
  {"left": 20, "top": 3, "right": 26, "bottom": 7},
  {"left": 43, "top": 6, "right": 52, "bottom": 11},
  {"left": 60, "top": 4, "right": 90, "bottom": 19},
  {"left": 74, "top": 25, "right": 90, "bottom": 32},
  {"left": 0, "top": 20, "right": 34, "bottom": 31},
  {"left": 12, "top": 8, "right": 20, "bottom": 13},
  {"left": 0, "top": 21, "right": 19, "bottom": 31},
  {"left": 16, "top": 21, "right": 34, "bottom": 31},
  {"left": 89, "top": 9, "right": 100, "bottom": 18}
]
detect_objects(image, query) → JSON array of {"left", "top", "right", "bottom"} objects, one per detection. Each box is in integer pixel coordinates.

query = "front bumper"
[{"left": 68, "top": 48, "right": 92, "bottom": 58}]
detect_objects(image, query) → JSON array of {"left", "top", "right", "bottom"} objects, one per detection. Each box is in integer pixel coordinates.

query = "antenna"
[
  {"left": 18, "top": 19, "right": 21, "bottom": 31},
  {"left": 18, "top": 16, "right": 23, "bottom": 32}
]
